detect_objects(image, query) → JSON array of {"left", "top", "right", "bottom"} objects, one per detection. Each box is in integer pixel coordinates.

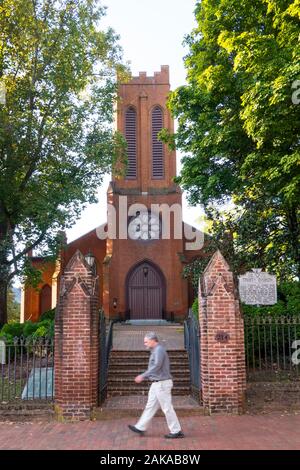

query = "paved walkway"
[
  {"left": 0, "top": 412, "right": 300, "bottom": 450},
  {"left": 112, "top": 324, "right": 185, "bottom": 350}
]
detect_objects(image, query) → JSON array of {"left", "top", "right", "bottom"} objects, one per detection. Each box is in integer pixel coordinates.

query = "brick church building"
[{"left": 21, "top": 66, "right": 205, "bottom": 323}]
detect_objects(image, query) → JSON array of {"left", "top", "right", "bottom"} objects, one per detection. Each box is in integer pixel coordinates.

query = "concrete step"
[
  {"left": 109, "top": 360, "right": 189, "bottom": 366},
  {"left": 108, "top": 369, "right": 190, "bottom": 376},
  {"left": 110, "top": 355, "right": 188, "bottom": 360},
  {"left": 110, "top": 350, "right": 187, "bottom": 357},
  {"left": 109, "top": 367, "right": 189, "bottom": 372},
  {"left": 107, "top": 386, "right": 191, "bottom": 397},
  {"left": 109, "top": 356, "right": 189, "bottom": 367},
  {"left": 94, "top": 395, "right": 203, "bottom": 420},
  {"left": 109, "top": 366, "right": 189, "bottom": 371},
  {"left": 108, "top": 378, "right": 190, "bottom": 387},
  {"left": 123, "top": 320, "right": 175, "bottom": 326}
]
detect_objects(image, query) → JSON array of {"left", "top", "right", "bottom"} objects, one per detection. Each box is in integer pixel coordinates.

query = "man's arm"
[{"left": 140, "top": 347, "right": 165, "bottom": 380}]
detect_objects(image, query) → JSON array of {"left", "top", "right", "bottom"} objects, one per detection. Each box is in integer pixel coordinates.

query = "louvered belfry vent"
[
  {"left": 152, "top": 106, "right": 164, "bottom": 179},
  {"left": 125, "top": 106, "right": 137, "bottom": 179}
]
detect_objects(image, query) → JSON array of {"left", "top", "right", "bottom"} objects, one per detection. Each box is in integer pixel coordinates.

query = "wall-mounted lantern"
[{"left": 85, "top": 251, "right": 96, "bottom": 274}]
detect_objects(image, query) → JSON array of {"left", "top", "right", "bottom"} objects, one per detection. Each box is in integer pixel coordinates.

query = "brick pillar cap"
[{"left": 204, "top": 250, "right": 231, "bottom": 275}]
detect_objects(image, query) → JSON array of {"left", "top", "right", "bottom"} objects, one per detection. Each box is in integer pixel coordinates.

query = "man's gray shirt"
[{"left": 141, "top": 344, "right": 172, "bottom": 381}]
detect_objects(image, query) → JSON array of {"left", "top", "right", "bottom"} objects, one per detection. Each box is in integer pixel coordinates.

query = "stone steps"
[
  {"left": 110, "top": 350, "right": 187, "bottom": 356},
  {"left": 108, "top": 369, "right": 190, "bottom": 375},
  {"left": 108, "top": 378, "right": 190, "bottom": 387},
  {"left": 123, "top": 320, "right": 178, "bottom": 326},
  {"left": 109, "top": 359, "right": 188, "bottom": 369},
  {"left": 109, "top": 351, "right": 189, "bottom": 364},
  {"left": 109, "top": 362, "right": 189, "bottom": 369},
  {"left": 107, "top": 386, "right": 191, "bottom": 397},
  {"left": 109, "top": 351, "right": 189, "bottom": 366},
  {"left": 107, "top": 349, "right": 191, "bottom": 397}
]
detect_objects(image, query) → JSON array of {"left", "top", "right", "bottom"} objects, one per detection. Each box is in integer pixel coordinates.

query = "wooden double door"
[{"left": 127, "top": 262, "right": 165, "bottom": 319}]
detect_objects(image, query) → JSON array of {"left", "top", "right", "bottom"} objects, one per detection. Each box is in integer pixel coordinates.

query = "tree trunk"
[
  {"left": 0, "top": 278, "right": 8, "bottom": 327},
  {"left": 286, "top": 206, "right": 300, "bottom": 280},
  {"left": 0, "top": 218, "right": 9, "bottom": 327}
]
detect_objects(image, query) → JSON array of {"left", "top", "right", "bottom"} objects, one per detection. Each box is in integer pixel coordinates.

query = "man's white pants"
[{"left": 135, "top": 379, "right": 181, "bottom": 433}]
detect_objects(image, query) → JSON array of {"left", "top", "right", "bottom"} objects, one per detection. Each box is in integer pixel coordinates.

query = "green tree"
[
  {"left": 7, "top": 287, "right": 20, "bottom": 323},
  {"left": 184, "top": 203, "right": 298, "bottom": 292},
  {"left": 165, "top": 0, "right": 300, "bottom": 279},
  {"left": 0, "top": 0, "right": 128, "bottom": 325}
]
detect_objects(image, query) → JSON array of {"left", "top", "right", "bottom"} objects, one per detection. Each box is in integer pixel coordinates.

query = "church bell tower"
[
  {"left": 103, "top": 66, "right": 187, "bottom": 321},
  {"left": 113, "top": 64, "right": 180, "bottom": 194}
]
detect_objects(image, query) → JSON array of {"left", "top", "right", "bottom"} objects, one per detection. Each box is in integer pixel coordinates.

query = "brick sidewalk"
[{"left": 0, "top": 413, "right": 300, "bottom": 450}]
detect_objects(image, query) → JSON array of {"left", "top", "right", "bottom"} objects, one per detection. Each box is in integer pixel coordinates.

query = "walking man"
[{"left": 128, "top": 332, "right": 184, "bottom": 439}]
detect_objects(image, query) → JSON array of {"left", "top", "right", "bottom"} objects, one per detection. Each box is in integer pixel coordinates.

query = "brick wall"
[
  {"left": 54, "top": 250, "right": 99, "bottom": 421},
  {"left": 199, "top": 250, "right": 246, "bottom": 414}
]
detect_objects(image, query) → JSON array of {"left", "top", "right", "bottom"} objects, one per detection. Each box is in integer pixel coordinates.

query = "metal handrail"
[
  {"left": 99, "top": 310, "right": 115, "bottom": 404},
  {"left": 184, "top": 309, "right": 201, "bottom": 402},
  {"left": 106, "top": 320, "right": 114, "bottom": 365}
]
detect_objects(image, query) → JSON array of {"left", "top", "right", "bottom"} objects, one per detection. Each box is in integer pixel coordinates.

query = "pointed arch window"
[
  {"left": 40, "top": 284, "right": 51, "bottom": 316},
  {"left": 125, "top": 106, "right": 137, "bottom": 179},
  {"left": 152, "top": 106, "right": 164, "bottom": 179}
]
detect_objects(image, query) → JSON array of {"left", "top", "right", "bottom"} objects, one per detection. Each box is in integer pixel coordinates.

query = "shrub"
[
  {"left": 190, "top": 282, "right": 300, "bottom": 366},
  {"left": 279, "top": 282, "right": 300, "bottom": 315},
  {"left": 0, "top": 316, "right": 55, "bottom": 343},
  {"left": 0, "top": 321, "right": 23, "bottom": 338},
  {"left": 33, "top": 325, "right": 48, "bottom": 338},
  {"left": 40, "top": 309, "right": 56, "bottom": 322},
  {"left": 23, "top": 321, "right": 39, "bottom": 337},
  {"left": 0, "top": 332, "right": 14, "bottom": 344},
  {"left": 241, "top": 301, "right": 286, "bottom": 316},
  {"left": 32, "top": 320, "right": 54, "bottom": 339},
  {"left": 192, "top": 281, "right": 300, "bottom": 319},
  {"left": 241, "top": 281, "right": 300, "bottom": 317},
  {"left": 242, "top": 282, "right": 300, "bottom": 367},
  {"left": 191, "top": 297, "right": 199, "bottom": 319}
]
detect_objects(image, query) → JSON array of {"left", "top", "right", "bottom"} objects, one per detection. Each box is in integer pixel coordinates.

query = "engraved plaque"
[
  {"left": 215, "top": 331, "right": 230, "bottom": 343},
  {"left": 238, "top": 269, "right": 277, "bottom": 305}
]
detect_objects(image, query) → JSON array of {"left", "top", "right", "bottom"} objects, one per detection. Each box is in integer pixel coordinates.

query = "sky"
[{"left": 66, "top": 0, "right": 203, "bottom": 243}]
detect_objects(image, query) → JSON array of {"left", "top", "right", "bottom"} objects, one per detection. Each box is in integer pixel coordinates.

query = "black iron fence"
[
  {"left": 244, "top": 315, "right": 300, "bottom": 381},
  {"left": 99, "top": 310, "right": 114, "bottom": 404},
  {"left": 0, "top": 336, "right": 54, "bottom": 403},
  {"left": 184, "top": 310, "right": 201, "bottom": 402},
  {"left": 6, "top": 313, "right": 297, "bottom": 404}
]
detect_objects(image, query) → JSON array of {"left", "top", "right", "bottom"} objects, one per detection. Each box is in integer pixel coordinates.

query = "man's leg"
[
  {"left": 156, "top": 380, "right": 181, "bottom": 434},
  {"left": 135, "top": 383, "right": 160, "bottom": 431}
]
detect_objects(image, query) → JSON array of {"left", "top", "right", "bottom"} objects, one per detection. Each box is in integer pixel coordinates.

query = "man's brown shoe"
[
  {"left": 128, "top": 425, "right": 144, "bottom": 435},
  {"left": 164, "top": 431, "right": 185, "bottom": 439}
]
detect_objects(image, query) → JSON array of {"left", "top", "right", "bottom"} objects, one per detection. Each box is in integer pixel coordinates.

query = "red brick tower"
[{"left": 102, "top": 66, "right": 188, "bottom": 321}]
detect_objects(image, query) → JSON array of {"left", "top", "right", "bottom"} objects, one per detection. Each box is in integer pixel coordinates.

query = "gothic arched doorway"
[{"left": 126, "top": 261, "right": 165, "bottom": 319}]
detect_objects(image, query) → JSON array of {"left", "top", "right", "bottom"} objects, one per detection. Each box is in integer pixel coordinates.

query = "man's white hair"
[{"left": 144, "top": 332, "right": 159, "bottom": 342}]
